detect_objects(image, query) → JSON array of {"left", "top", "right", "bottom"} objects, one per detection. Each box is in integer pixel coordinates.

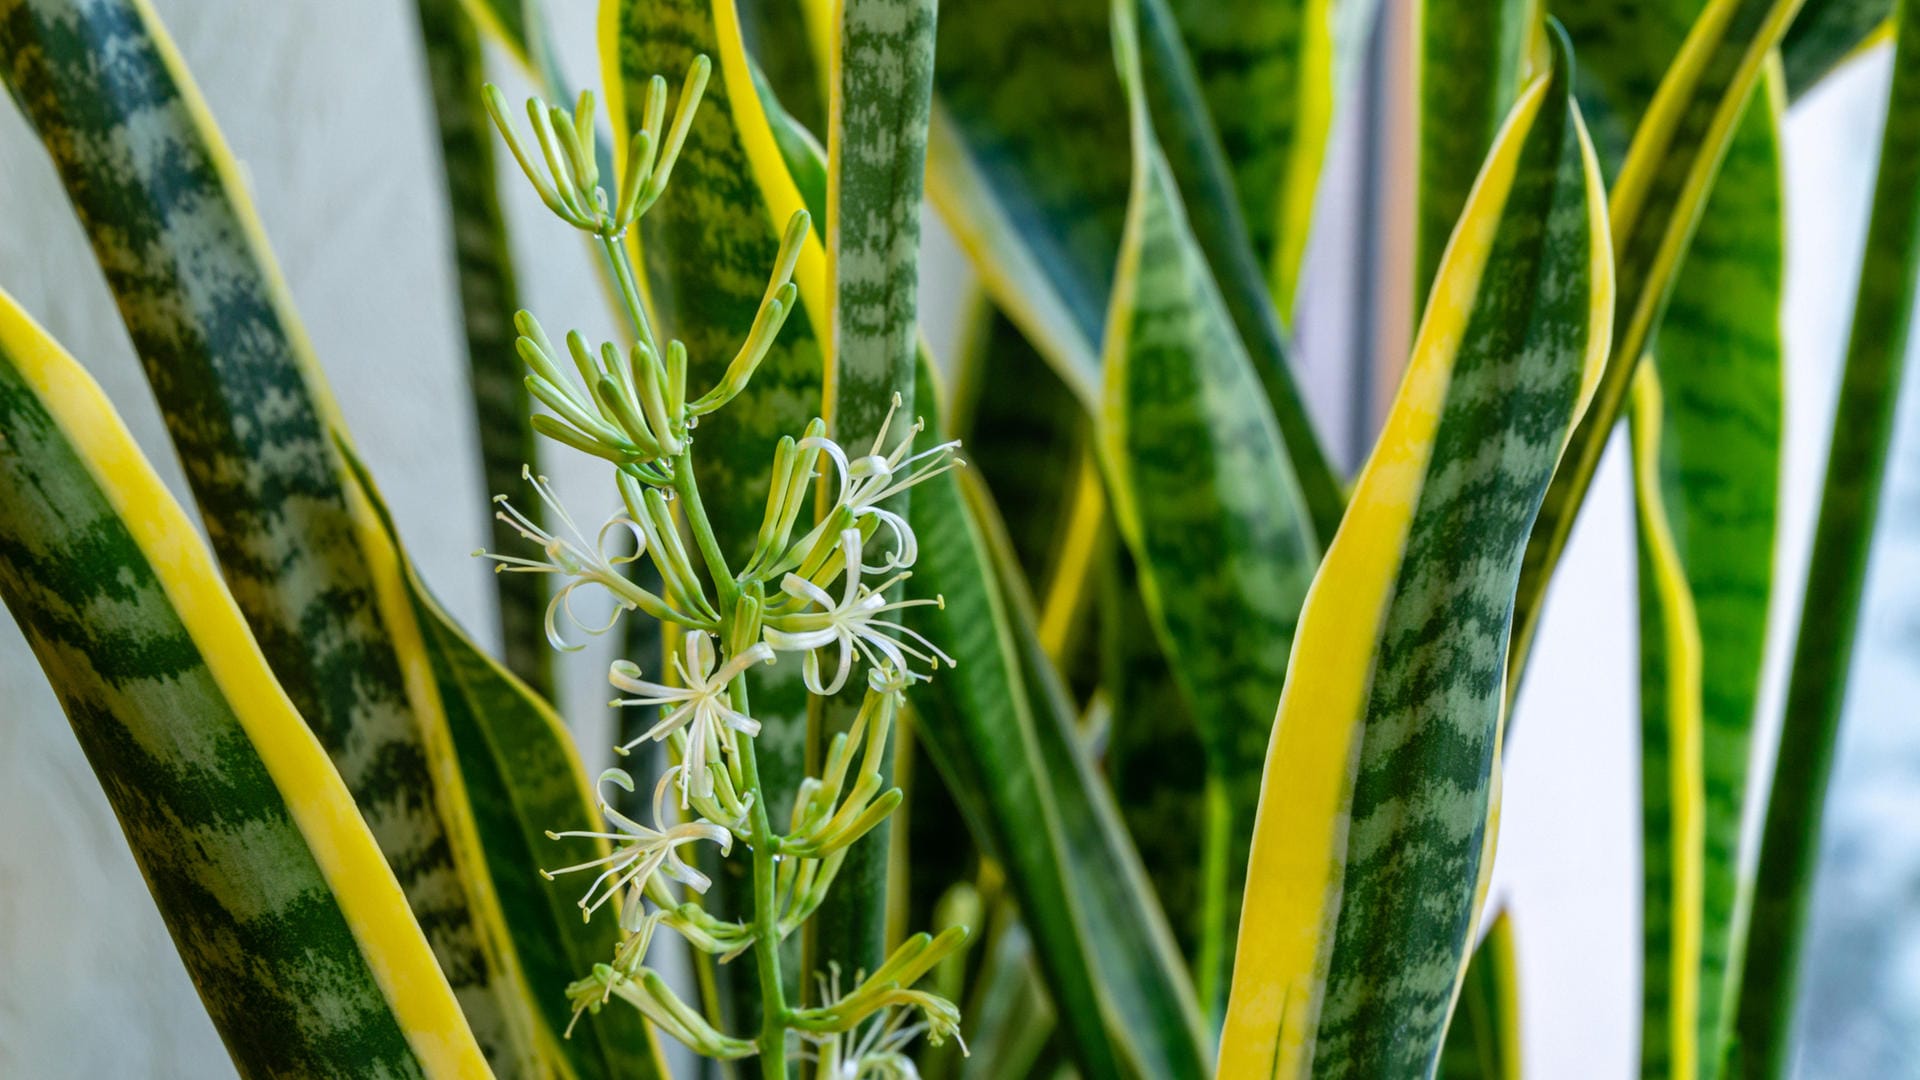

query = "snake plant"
[{"left": 0, "top": 0, "right": 1912, "bottom": 1076}]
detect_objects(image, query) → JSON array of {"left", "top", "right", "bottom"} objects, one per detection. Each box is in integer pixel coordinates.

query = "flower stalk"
[{"left": 479, "top": 61, "right": 966, "bottom": 1077}]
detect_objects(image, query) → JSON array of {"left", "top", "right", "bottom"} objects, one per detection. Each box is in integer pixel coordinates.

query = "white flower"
[
  {"left": 542, "top": 768, "right": 731, "bottom": 926},
  {"left": 802, "top": 394, "right": 962, "bottom": 573},
  {"left": 763, "top": 529, "right": 954, "bottom": 695},
  {"left": 478, "top": 466, "right": 646, "bottom": 650},
  {"left": 610, "top": 633, "right": 773, "bottom": 806}
]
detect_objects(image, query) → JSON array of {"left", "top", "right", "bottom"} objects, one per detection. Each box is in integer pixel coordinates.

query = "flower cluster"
[{"left": 480, "top": 59, "right": 968, "bottom": 1075}]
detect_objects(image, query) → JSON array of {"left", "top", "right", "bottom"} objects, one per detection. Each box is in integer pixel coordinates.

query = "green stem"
[
  {"left": 599, "top": 232, "right": 662, "bottom": 360},
  {"left": 728, "top": 668, "right": 791, "bottom": 1079},
  {"left": 672, "top": 452, "right": 737, "bottom": 610}
]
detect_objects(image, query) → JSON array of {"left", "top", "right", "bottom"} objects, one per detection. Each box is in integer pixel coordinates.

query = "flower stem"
[
  {"left": 599, "top": 232, "right": 661, "bottom": 358},
  {"left": 671, "top": 451, "right": 736, "bottom": 610},
  {"left": 727, "top": 669, "right": 790, "bottom": 1078}
]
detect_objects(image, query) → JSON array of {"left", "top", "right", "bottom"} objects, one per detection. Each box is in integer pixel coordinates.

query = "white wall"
[{"left": 0, "top": 2, "right": 1912, "bottom": 1076}]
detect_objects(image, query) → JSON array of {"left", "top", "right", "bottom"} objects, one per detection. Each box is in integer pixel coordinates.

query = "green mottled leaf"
[
  {"left": 0, "top": 290, "right": 489, "bottom": 1079},
  {"left": 1740, "top": 1, "right": 1920, "bottom": 1073},
  {"left": 1219, "top": 29, "right": 1610, "bottom": 1075},
  {"left": 1415, "top": 0, "right": 1536, "bottom": 306},
  {"left": 1129, "top": 0, "right": 1345, "bottom": 540},
  {"left": 1101, "top": 0, "right": 1322, "bottom": 1014},
  {"left": 810, "top": 0, "right": 937, "bottom": 985},
  {"left": 1556, "top": 5, "right": 1787, "bottom": 1073},
  {"left": 1438, "top": 912, "right": 1522, "bottom": 1080},
  {"left": 413, "top": 0, "right": 552, "bottom": 698},
  {"left": 1162, "top": 0, "right": 1331, "bottom": 315},
  {"left": 906, "top": 361, "right": 1211, "bottom": 1079},
  {"left": 959, "top": 918, "right": 1059, "bottom": 1080},
  {"left": 930, "top": 0, "right": 1130, "bottom": 403},
  {"left": 1512, "top": 0, "right": 1801, "bottom": 689},
  {"left": 0, "top": 0, "right": 561, "bottom": 1069},
  {"left": 341, "top": 444, "right": 663, "bottom": 1080},
  {"left": 0, "top": 3, "right": 660, "bottom": 1073},
  {"left": 1782, "top": 0, "right": 1891, "bottom": 97},
  {"left": 738, "top": 0, "right": 827, "bottom": 134}
]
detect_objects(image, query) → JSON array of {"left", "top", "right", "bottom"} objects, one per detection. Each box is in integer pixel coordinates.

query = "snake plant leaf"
[
  {"left": 1162, "top": 0, "right": 1332, "bottom": 316},
  {"left": 1642, "top": 97, "right": 1783, "bottom": 1080},
  {"left": 958, "top": 919, "right": 1060, "bottom": 1080},
  {"left": 604, "top": 0, "right": 829, "bottom": 1026},
  {"left": 1437, "top": 912, "right": 1523, "bottom": 1080},
  {"left": 1556, "top": 7, "right": 1787, "bottom": 1071},
  {"left": 906, "top": 361, "right": 1211, "bottom": 1080},
  {"left": 928, "top": 0, "right": 1131, "bottom": 405},
  {"left": 809, "top": 0, "right": 938, "bottom": 984},
  {"left": 949, "top": 298, "right": 1100, "bottom": 649},
  {"left": 1740, "top": 1, "right": 1920, "bottom": 1071},
  {"left": 1510, "top": 0, "right": 1802, "bottom": 688},
  {"left": 1126, "top": 0, "right": 1346, "bottom": 541},
  {"left": 1781, "top": 0, "right": 1892, "bottom": 96},
  {"left": 1627, "top": 366, "right": 1710, "bottom": 1080},
  {"left": 737, "top": 0, "right": 827, "bottom": 135},
  {"left": 1217, "top": 30, "right": 1612, "bottom": 1076},
  {"left": 1415, "top": 0, "right": 1539, "bottom": 307},
  {"left": 413, "top": 0, "right": 552, "bottom": 699},
  {"left": 1101, "top": 0, "right": 1323, "bottom": 1013},
  {"left": 0, "top": 290, "right": 491, "bottom": 1080},
  {"left": 0, "top": 1, "right": 583, "bottom": 1071},
  {"left": 339, "top": 444, "right": 666, "bottom": 1080},
  {"left": 0, "top": 3, "right": 663, "bottom": 1074}
]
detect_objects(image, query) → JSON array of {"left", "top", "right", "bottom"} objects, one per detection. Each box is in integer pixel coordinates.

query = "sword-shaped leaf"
[
  {"left": 810, "top": 0, "right": 937, "bottom": 982},
  {"left": 0, "top": 289, "right": 490, "bottom": 1080},
  {"left": 1555, "top": 4, "right": 1788, "bottom": 1070},
  {"left": 1740, "top": 0, "right": 1920, "bottom": 1071},
  {"left": 1162, "top": 0, "right": 1333, "bottom": 315},
  {"left": 0, "top": 2, "right": 653, "bottom": 1073},
  {"left": 1218, "top": 30, "right": 1611, "bottom": 1075},
  {"left": 1781, "top": 0, "right": 1892, "bottom": 96},
  {"left": 906, "top": 362, "right": 1212, "bottom": 1080},
  {"left": 1415, "top": 0, "right": 1539, "bottom": 307},
  {"left": 413, "top": 0, "right": 552, "bottom": 698},
  {"left": 1100, "top": 0, "right": 1324, "bottom": 1014},
  {"left": 1510, "top": 0, "right": 1803, "bottom": 684},
  {"left": 1437, "top": 912, "right": 1523, "bottom": 1080}
]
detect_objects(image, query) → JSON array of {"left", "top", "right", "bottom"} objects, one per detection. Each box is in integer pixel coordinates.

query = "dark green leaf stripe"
[
  {"left": 930, "top": 0, "right": 1131, "bottom": 400},
  {"left": 413, "top": 0, "right": 553, "bottom": 700},
  {"left": 1739, "top": 1, "right": 1920, "bottom": 1073},
  {"left": 1782, "top": 0, "right": 1891, "bottom": 96},
  {"left": 341, "top": 445, "right": 664, "bottom": 1080},
  {"left": 1510, "top": 0, "right": 1802, "bottom": 694},
  {"left": 0, "top": 0, "right": 550, "bottom": 1068},
  {"left": 1162, "top": 0, "right": 1329, "bottom": 314},
  {"left": 1416, "top": 0, "right": 1536, "bottom": 307},
  {"left": 1219, "top": 31, "right": 1609, "bottom": 1075},
  {"left": 0, "top": 290, "right": 487, "bottom": 1079},
  {"left": 1437, "top": 912, "right": 1522, "bottom": 1080},
  {"left": 906, "top": 361, "right": 1210, "bottom": 1080},
  {"left": 1103, "top": 0, "right": 1322, "bottom": 1014},
  {"left": 809, "top": 0, "right": 937, "bottom": 987}
]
